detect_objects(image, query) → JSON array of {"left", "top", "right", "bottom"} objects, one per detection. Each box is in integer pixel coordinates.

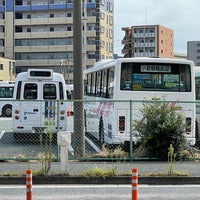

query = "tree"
[{"left": 134, "top": 99, "right": 187, "bottom": 160}]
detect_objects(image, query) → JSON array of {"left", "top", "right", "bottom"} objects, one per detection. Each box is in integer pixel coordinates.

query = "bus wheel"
[
  {"left": 99, "top": 116, "right": 104, "bottom": 145},
  {"left": 195, "top": 120, "right": 200, "bottom": 148},
  {"left": 2, "top": 105, "right": 12, "bottom": 117}
]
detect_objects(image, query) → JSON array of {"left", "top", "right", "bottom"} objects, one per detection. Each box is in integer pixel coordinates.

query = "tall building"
[
  {"left": 0, "top": 0, "right": 114, "bottom": 83},
  {"left": 121, "top": 25, "right": 174, "bottom": 58},
  {"left": 187, "top": 41, "right": 200, "bottom": 66}
]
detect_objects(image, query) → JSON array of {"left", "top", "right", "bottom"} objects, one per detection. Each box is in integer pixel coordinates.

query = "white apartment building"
[{"left": 0, "top": 0, "right": 114, "bottom": 83}]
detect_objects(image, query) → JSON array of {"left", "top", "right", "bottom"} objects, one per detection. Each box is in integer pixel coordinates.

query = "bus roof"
[
  {"left": 84, "top": 57, "right": 194, "bottom": 74},
  {"left": 15, "top": 69, "right": 65, "bottom": 82}
]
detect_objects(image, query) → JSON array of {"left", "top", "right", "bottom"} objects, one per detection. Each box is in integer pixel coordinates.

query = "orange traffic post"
[
  {"left": 26, "top": 169, "right": 32, "bottom": 200},
  {"left": 132, "top": 168, "right": 138, "bottom": 200}
]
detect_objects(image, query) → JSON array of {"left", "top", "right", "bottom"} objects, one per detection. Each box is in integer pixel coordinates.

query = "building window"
[
  {"left": 27, "top": 28, "right": 31, "bottom": 32},
  {"left": 50, "top": 27, "right": 54, "bottom": 32},
  {"left": 67, "top": 26, "right": 72, "bottom": 31},
  {"left": 50, "top": 0, "right": 54, "bottom": 4},
  {"left": 50, "top": 13, "right": 54, "bottom": 18},
  {"left": 67, "top": 12, "right": 72, "bottom": 17},
  {"left": 27, "top": 14, "right": 31, "bottom": 19},
  {"left": 0, "top": 64, "right": 3, "bottom": 70}
]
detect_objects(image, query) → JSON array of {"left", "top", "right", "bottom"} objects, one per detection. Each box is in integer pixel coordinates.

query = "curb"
[{"left": 1, "top": 176, "right": 200, "bottom": 185}]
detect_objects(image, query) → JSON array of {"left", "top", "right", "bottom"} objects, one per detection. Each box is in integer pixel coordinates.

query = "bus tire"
[
  {"left": 2, "top": 104, "right": 12, "bottom": 117},
  {"left": 99, "top": 116, "right": 104, "bottom": 145},
  {"left": 195, "top": 120, "right": 200, "bottom": 147}
]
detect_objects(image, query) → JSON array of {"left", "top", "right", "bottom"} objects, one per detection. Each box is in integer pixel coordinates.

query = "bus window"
[
  {"left": 43, "top": 84, "right": 57, "bottom": 99},
  {"left": 101, "top": 69, "right": 108, "bottom": 97},
  {"left": 108, "top": 67, "right": 114, "bottom": 98},
  {"left": 59, "top": 82, "right": 64, "bottom": 100},
  {"left": 96, "top": 71, "right": 102, "bottom": 96},
  {"left": 91, "top": 72, "right": 96, "bottom": 95},
  {"left": 24, "top": 83, "right": 37, "bottom": 99},
  {"left": 16, "top": 81, "right": 22, "bottom": 100},
  {"left": 0, "top": 86, "right": 14, "bottom": 98}
]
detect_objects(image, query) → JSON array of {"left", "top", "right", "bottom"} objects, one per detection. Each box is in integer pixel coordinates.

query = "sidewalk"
[
  {"left": 0, "top": 161, "right": 200, "bottom": 184},
  {"left": 0, "top": 161, "right": 200, "bottom": 176}
]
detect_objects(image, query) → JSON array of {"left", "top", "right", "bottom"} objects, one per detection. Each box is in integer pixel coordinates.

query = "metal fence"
[{"left": 0, "top": 99, "right": 200, "bottom": 161}]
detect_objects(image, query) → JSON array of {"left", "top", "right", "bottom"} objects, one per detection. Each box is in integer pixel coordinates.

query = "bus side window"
[{"left": 59, "top": 82, "right": 64, "bottom": 100}]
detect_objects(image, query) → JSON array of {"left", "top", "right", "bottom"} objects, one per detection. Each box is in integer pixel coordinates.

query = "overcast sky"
[{"left": 114, "top": 0, "right": 200, "bottom": 56}]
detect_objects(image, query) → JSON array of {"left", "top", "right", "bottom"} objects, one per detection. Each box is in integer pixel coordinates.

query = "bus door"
[
  {"left": 42, "top": 82, "right": 67, "bottom": 132},
  {"left": 20, "top": 82, "right": 44, "bottom": 129},
  {"left": 42, "top": 82, "right": 58, "bottom": 132}
]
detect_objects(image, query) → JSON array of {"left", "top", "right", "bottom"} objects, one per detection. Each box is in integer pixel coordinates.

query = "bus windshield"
[{"left": 120, "top": 62, "right": 191, "bottom": 92}]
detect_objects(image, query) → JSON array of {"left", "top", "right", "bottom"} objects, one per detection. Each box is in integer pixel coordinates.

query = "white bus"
[
  {"left": 12, "top": 69, "right": 68, "bottom": 139},
  {"left": 0, "top": 81, "right": 14, "bottom": 117},
  {"left": 84, "top": 57, "right": 196, "bottom": 149}
]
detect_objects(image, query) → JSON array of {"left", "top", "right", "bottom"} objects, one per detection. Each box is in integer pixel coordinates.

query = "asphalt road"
[
  {"left": 0, "top": 117, "right": 101, "bottom": 160},
  {"left": 1, "top": 184, "right": 200, "bottom": 200}
]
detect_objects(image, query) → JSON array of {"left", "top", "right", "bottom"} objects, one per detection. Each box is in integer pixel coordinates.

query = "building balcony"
[
  {"left": 86, "top": 31, "right": 96, "bottom": 37},
  {"left": 14, "top": 45, "right": 73, "bottom": 53},
  {"left": 133, "top": 32, "right": 156, "bottom": 38},
  {"left": 134, "top": 52, "right": 156, "bottom": 57},
  {"left": 86, "top": 45, "right": 96, "bottom": 51},
  {"left": 15, "top": 59, "right": 61, "bottom": 67},
  {"left": 15, "top": 18, "right": 73, "bottom": 26},
  {"left": 134, "top": 42, "right": 155, "bottom": 47},
  {"left": 15, "top": 31, "right": 74, "bottom": 39},
  {"left": 0, "top": 19, "right": 4, "bottom": 25},
  {"left": 0, "top": 46, "right": 4, "bottom": 52},
  {"left": 0, "top": 32, "right": 4, "bottom": 39},
  {"left": 86, "top": 59, "right": 96, "bottom": 66},
  {"left": 87, "top": 16, "right": 97, "bottom": 23},
  {"left": 145, "top": 33, "right": 155, "bottom": 37}
]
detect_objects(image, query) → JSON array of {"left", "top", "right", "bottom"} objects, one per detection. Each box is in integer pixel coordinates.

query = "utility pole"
[{"left": 73, "top": 1, "right": 85, "bottom": 157}]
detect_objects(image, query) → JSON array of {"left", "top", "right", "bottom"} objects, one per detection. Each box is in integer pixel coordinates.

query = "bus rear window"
[
  {"left": 24, "top": 83, "right": 37, "bottom": 99},
  {"left": 120, "top": 63, "right": 191, "bottom": 92},
  {"left": 43, "top": 84, "right": 57, "bottom": 99}
]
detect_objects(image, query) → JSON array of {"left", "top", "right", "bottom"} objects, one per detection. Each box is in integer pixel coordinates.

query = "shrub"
[{"left": 134, "top": 99, "right": 187, "bottom": 160}]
